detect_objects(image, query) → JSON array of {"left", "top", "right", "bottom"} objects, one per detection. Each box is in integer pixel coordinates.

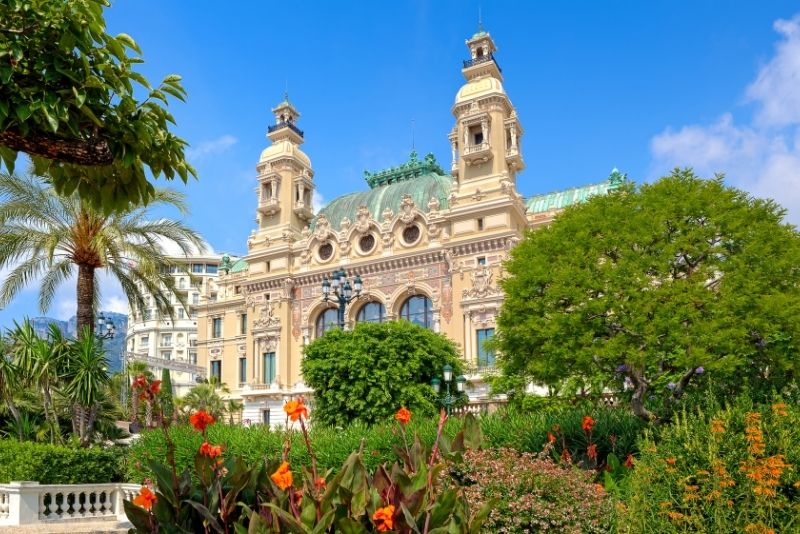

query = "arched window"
[
  {"left": 356, "top": 302, "right": 386, "bottom": 324},
  {"left": 315, "top": 308, "right": 339, "bottom": 338},
  {"left": 399, "top": 295, "right": 433, "bottom": 329},
  {"left": 179, "top": 278, "right": 186, "bottom": 289}
]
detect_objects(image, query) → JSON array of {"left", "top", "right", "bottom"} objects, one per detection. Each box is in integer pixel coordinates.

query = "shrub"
[
  {"left": 618, "top": 397, "right": 800, "bottom": 533},
  {"left": 0, "top": 439, "right": 125, "bottom": 483},
  {"left": 453, "top": 447, "right": 613, "bottom": 533}
]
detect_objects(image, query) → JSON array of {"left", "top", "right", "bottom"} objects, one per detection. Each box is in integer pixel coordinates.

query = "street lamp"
[
  {"left": 431, "top": 364, "right": 466, "bottom": 416},
  {"left": 321, "top": 269, "right": 363, "bottom": 329},
  {"left": 96, "top": 313, "right": 116, "bottom": 340}
]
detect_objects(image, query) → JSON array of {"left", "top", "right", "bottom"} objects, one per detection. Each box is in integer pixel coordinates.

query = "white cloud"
[
  {"left": 312, "top": 191, "right": 325, "bottom": 213},
  {"left": 650, "top": 13, "right": 800, "bottom": 225},
  {"left": 186, "top": 134, "right": 238, "bottom": 161}
]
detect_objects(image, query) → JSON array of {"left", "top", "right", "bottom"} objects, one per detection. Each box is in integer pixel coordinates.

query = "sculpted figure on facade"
[
  {"left": 399, "top": 195, "right": 416, "bottom": 225},
  {"left": 463, "top": 266, "right": 500, "bottom": 299}
]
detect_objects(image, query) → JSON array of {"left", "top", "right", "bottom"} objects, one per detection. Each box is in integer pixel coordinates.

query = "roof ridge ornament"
[
  {"left": 608, "top": 167, "right": 627, "bottom": 187},
  {"left": 363, "top": 151, "right": 445, "bottom": 189}
]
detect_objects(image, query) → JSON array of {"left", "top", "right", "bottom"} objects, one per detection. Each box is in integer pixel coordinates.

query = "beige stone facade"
[{"left": 197, "top": 30, "right": 622, "bottom": 425}]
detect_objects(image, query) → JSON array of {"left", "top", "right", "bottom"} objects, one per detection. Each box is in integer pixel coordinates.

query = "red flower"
[
  {"left": 283, "top": 399, "right": 309, "bottom": 422},
  {"left": 582, "top": 415, "right": 595, "bottom": 433},
  {"left": 373, "top": 504, "right": 395, "bottom": 532},
  {"left": 132, "top": 375, "right": 148, "bottom": 389},
  {"left": 587, "top": 443, "right": 598, "bottom": 461},
  {"left": 149, "top": 380, "right": 162, "bottom": 395},
  {"left": 547, "top": 432, "right": 556, "bottom": 444},
  {"left": 561, "top": 448, "right": 572, "bottom": 464},
  {"left": 132, "top": 486, "right": 157, "bottom": 511},
  {"left": 199, "top": 441, "right": 222, "bottom": 458},
  {"left": 394, "top": 407, "right": 411, "bottom": 425},
  {"left": 624, "top": 453, "right": 635, "bottom": 469},
  {"left": 315, "top": 477, "right": 327, "bottom": 490},
  {"left": 190, "top": 410, "right": 215, "bottom": 432}
]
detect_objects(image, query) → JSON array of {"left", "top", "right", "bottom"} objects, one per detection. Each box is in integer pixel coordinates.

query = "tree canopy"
[
  {"left": 0, "top": 0, "right": 194, "bottom": 212},
  {"left": 302, "top": 320, "right": 464, "bottom": 427},
  {"left": 495, "top": 170, "right": 800, "bottom": 421}
]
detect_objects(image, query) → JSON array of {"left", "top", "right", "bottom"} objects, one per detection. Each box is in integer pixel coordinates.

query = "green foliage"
[
  {"left": 455, "top": 448, "right": 614, "bottom": 533},
  {"left": 0, "top": 0, "right": 195, "bottom": 212},
  {"left": 159, "top": 369, "right": 174, "bottom": 419},
  {"left": 302, "top": 320, "right": 465, "bottom": 426},
  {"left": 496, "top": 170, "right": 800, "bottom": 421},
  {"left": 0, "top": 439, "right": 124, "bottom": 483},
  {"left": 126, "top": 404, "right": 643, "bottom": 483},
  {"left": 618, "top": 397, "right": 800, "bottom": 533},
  {"left": 125, "top": 411, "right": 490, "bottom": 533}
]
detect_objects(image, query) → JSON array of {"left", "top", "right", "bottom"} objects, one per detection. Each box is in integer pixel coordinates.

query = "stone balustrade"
[{"left": 0, "top": 482, "right": 139, "bottom": 527}]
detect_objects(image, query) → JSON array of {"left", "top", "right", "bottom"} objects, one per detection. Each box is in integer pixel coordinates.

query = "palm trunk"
[
  {"left": 76, "top": 263, "right": 95, "bottom": 340},
  {"left": 6, "top": 398, "right": 24, "bottom": 442},
  {"left": 145, "top": 400, "right": 153, "bottom": 428},
  {"left": 84, "top": 405, "right": 98, "bottom": 446},
  {"left": 131, "top": 392, "right": 140, "bottom": 424},
  {"left": 42, "top": 384, "right": 63, "bottom": 445}
]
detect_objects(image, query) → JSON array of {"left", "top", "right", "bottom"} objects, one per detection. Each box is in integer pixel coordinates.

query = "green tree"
[
  {"left": 159, "top": 368, "right": 174, "bottom": 420},
  {"left": 181, "top": 379, "right": 228, "bottom": 421},
  {"left": 62, "top": 330, "right": 109, "bottom": 445},
  {"left": 302, "top": 321, "right": 464, "bottom": 427},
  {"left": 0, "top": 332, "right": 24, "bottom": 440},
  {"left": 0, "top": 172, "right": 205, "bottom": 338},
  {"left": 495, "top": 170, "right": 800, "bottom": 422},
  {"left": 0, "top": 0, "right": 194, "bottom": 212}
]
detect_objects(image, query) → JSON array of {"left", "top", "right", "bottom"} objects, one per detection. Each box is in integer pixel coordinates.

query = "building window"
[
  {"left": 192, "top": 293, "right": 199, "bottom": 305},
  {"left": 477, "top": 218, "right": 484, "bottom": 231},
  {"left": 359, "top": 234, "right": 376, "bottom": 254},
  {"left": 161, "top": 351, "right": 172, "bottom": 361},
  {"left": 318, "top": 242, "right": 334, "bottom": 261},
  {"left": 192, "top": 264, "right": 204, "bottom": 273},
  {"left": 140, "top": 335, "right": 149, "bottom": 347},
  {"left": 265, "top": 261, "right": 271, "bottom": 272},
  {"left": 178, "top": 308, "right": 185, "bottom": 319},
  {"left": 212, "top": 317, "right": 222, "bottom": 338},
  {"left": 161, "top": 333, "right": 172, "bottom": 347},
  {"left": 263, "top": 352, "right": 276, "bottom": 384},
  {"left": 239, "top": 357, "right": 247, "bottom": 385},
  {"left": 315, "top": 308, "right": 339, "bottom": 338},
  {"left": 477, "top": 256, "right": 486, "bottom": 266},
  {"left": 189, "top": 352, "right": 197, "bottom": 365},
  {"left": 206, "top": 264, "right": 218, "bottom": 274},
  {"left": 261, "top": 409, "right": 270, "bottom": 425},
  {"left": 179, "top": 278, "right": 186, "bottom": 289},
  {"left": 400, "top": 295, "right": 433, "bottom": 329},
  {"left": 210, "top": 360, "right": 222, "bottom": 383},
  {"left": 476, "top": 328, "right": 496, "bottom": 368},
  {"left": 356, "top": 302, "right": 385, "bottom": 323},
  {"left": 240, "top": 313, "right": 248, "bottom": 335}
]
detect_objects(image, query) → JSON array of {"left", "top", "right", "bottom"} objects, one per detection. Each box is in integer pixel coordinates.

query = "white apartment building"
[{"left": 125, "top": 253, "right": 229, "bottom": 396}]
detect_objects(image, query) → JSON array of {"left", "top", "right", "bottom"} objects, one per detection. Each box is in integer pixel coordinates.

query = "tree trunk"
[
  {"left": 628, "top": 370, "right": 657, "bottom": 422},
  {"left": 131, "top": 391, "right": 140, "bottom": 424},
  {"left": 83, "top": 405, "right": 98, "bottom": 446},
  {"left": 145, "top": 400, "right": 153, "bottom": 428},
  {"left": 76, "top": 264, "right": 95, "bottom": 339},
  {"left": 42, "top": 384, "right": 63, "bottom": 445},
  {"left": 6, "top": 398, "right": 24, "bottom": 442},
  {"left": 0, "top": 130, "right": 113, "bottom": 166}
]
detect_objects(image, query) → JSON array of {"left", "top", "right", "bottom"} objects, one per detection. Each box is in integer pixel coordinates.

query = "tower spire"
[{"left": 478, "top": 4, "right": 484, "bottom": 33}]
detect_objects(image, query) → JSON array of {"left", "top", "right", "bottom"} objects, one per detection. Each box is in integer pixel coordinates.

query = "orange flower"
[
  {"left": 149, "top": 380, "right": 162, "bottom": 396},
  {"left": 314, "top": 476, "right": 327, "bottom": 490},
  {"left": 772, "top": 403, "right": 788, "bottom": 417},
  {"left": 547, "top": 432, "right": 556, "bottom": 444},
  {"left": 284, "top": 399, "right": 309, "bottom": 422},
  {"left": 624, "top": 453, "right": 635, "bottom": 469},
  {"left": 665, "top": 457, "right": 676, "bottom": 466},
  {"left": 394, "top": 407, "right": 411, "bottom": 425},
  {"left": 581, "top": 415, "right": 595, "bottom": 433},
  {"left": 560, "top": 448, "right": 572, "bottom": 464},
  {"left": 587, "top": 443, "right": 598, "bottom": 461},
  {"left": 132, "top": 486, "right": 157, "bottom": 511},
  {"left": 199, "top": 441, "right": 222, "bottom": 458},
  {"left": 710, "top": 419, "right": 726, "bottom": 434},
  {"left": 271, "top": 461, "right": 293, "bottom": 490},
  {"left": 189, "top": 410, "right": 215, "bottom": 432},
  {"left": 373, "top": 504, "right": 395, "bottom": 532}
]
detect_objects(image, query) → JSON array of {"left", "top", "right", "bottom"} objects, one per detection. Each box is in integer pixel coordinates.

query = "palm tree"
[
  {"left": 0, "top": 333, "right": 24, "bottom": 440},
  {"left": 182, "top": 379, "right": 229, "bottom": 420},
  {"left": 62, "top": 331, "right": 109, "bottom": 446},
  {"left": 0, "top": 172, "right": 206, "bottom": 338},
  {"left": 127, "top": 361, "right": 152, "bottom": 426}
]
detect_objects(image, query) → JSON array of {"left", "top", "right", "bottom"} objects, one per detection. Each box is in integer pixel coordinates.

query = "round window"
[
  {"left": 402, "top": 225, "right": 421, "bottom": 245},
  {"left": 318, "top": 242, "right": 334, "bottom": 261},
  {"left": 359, "top": 234, "right": 376, "bottom": 254}
]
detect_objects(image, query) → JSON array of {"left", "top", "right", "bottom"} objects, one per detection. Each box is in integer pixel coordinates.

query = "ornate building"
[{"left": 197, "top": 29, "right": 623, "bottom": 425}]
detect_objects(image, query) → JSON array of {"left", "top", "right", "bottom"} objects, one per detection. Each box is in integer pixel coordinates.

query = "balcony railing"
[
  {"left": 268, "top": 121, "right": 304, "bottom": 138},
  {"left": 126, "top": 352, "right": 206, "bottom": 376},
  {"left": 464, "top": 142, "right": 490, "bottom": 155},
  {"left": 462, "top": 54, "right": 502, "bottom": 73}
]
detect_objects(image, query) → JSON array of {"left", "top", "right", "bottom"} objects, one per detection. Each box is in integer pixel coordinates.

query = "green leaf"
[{"left": 15, "top": 104, "right": 32, "bottom": 121}]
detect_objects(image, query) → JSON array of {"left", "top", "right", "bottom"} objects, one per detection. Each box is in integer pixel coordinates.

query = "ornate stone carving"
[
  {"left": 472, "top": 189, "right": 485, "bottom": 201},
  {"left": 314, "top": 214, "right": 333, "bottom": 241},
  {"left": 399, "top": 195, "right": 416, "bottom": 225},
  {"left": 339, "top": 217, "right": 351, "bottom": 233},
  {"left": 427, "top": 197, "right": 440, "bottom": 213},
  {"left": 428, "top": 222, "right": 441, "bottom": 239},
  {"left": 382, "top": 207, "right": 394, "bottom": 224},
  {"left": 253, "top": 302, "right": 279, "bottom": 329},
  {"left": 354, "top": 205, "right": 371, "bottom": 234},
  {"left": 441, "top": 281, "right": 453, "bottom": 324},
  {"left": 291, "top": 300, "right": 301, "bottom": 341},
  {"left": 301, "top": 226, "right": 311, "bottom": 239},
  {"left": 463, "top": 266, "right": 500, "bottom": 299}
]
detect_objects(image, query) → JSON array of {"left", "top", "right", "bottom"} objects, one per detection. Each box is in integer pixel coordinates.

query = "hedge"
[
  {"left": 0, "top": 440, "right": 125, "bottom": 484},
  {"left": 126, "top": 405, "right": 644, "bottom": 482}
]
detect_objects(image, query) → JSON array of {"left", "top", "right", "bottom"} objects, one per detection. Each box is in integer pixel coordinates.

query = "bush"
[
  {"left": 302, "top": 320, "right": 466, "bottom": 426},
  {"left": 127, "top": 404, "right": 644, "bottom": 483},
  {"left": 454, "top": 447, "right": 613, "bottom": 533},
  {"left": 0, "top": 439, "right": 125, "bottom": 483},
  {"left": 618, "top": 397, "right": 800, "bottom": 533}
]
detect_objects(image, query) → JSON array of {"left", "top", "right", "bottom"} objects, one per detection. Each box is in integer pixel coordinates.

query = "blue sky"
[{"left": 2, "top": 0, "right": 800, "bottom": 326}]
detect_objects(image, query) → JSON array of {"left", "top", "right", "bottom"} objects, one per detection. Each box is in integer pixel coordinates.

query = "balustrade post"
[{"left": 5, "top": 481, "right": 40, "bottom": 525}]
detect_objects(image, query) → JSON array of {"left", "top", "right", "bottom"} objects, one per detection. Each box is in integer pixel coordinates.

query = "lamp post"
[
  {"left": 430, "top": 364, "right": 466, "bottom": 416},
  {"left": 95, "top": 312, "right": 116, "bottom": 340},
  {"left": 321, "top": 269, "right": 363, "bottom": 329}
]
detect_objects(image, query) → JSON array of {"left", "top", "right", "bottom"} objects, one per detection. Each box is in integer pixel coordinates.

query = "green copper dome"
[
  {"left": 313, "top": 173, "right": 451, "bottom": 231},
  {"left": 230, "top": 258, "right": 248, "bottom": 273},
  {"left": 525, "top": 169, "right": 626, "bottom": 214}
]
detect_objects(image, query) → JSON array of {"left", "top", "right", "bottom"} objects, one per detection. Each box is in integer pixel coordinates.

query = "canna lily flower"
[
  {"left": 199, "top": 441, "right": 222, "bottom": 458},
  {"left": 587, "top": 443, "right": 598, "bottom": 461},
  {"left": 314, "top": 476, "right": 327, "bottom": 490},
  {"left": 394, "top": 407, "right": 411, "bottom": 425},
  {"left": 271, "top": 461, "right": 293, "bottom": 490},
  {"left": 547, "top": 432, "right": 556, "bottom": 444},
  {"left": 283, "top": 399, "right": 309, "bottom": 422},
  {"left": 373, "top": 504, "right": 395, "bottom": 532},
  {"left": 624, "top": 453, "right": 635, "bottom": 468},
  {"left": 132, "top": 486, "right": 157, "bottom": 511},
  {"left": 189, "top": 410, "right": 215, "bottom": 432},
  {"left": 149, "top": 380, "right": 162, "bottom": 395},
  {"left": 581, "top": 415, "right": 595, "bottom": 433}
]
